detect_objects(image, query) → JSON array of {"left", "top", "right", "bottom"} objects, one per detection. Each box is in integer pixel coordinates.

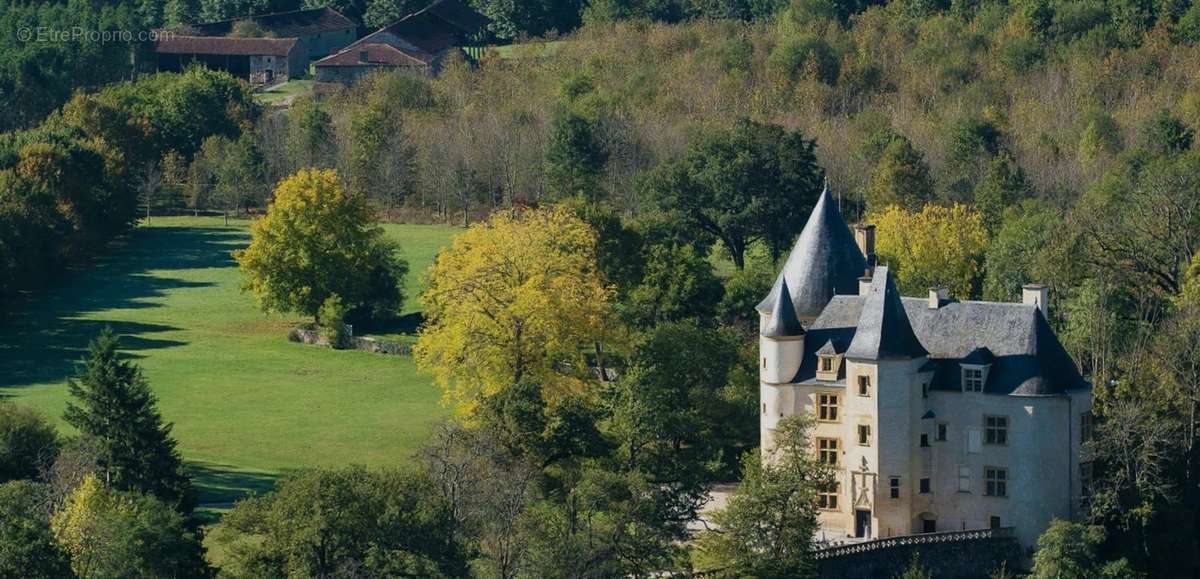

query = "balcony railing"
[{"left": 812, "top": 527, "right": 1015, "bottom": 560}]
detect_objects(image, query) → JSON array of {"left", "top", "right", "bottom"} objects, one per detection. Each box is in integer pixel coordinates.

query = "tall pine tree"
[{"left": 64, "top": 328, "right": 194, "bottom": 513}]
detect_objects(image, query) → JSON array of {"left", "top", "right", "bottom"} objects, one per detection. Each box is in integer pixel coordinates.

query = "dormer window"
[
  {"left": 815, "top": 340, "right": 842, "bottom": 381},
  {"left": 962, "top": 367, "right": 985, "bottom": 392},
  {"left": 960, "top": 348, "right": 994, "bottom": 393}
]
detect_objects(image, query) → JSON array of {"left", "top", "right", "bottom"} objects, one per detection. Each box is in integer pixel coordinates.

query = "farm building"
[
  {"left": 314, "top": 0, "right": 486, "bottom": 83},
  {"left": 154, "top": 36, "right": 307, "bottom": 86},
  {"left": 182, "top": 6, "right": 357, "bottom": 59}
]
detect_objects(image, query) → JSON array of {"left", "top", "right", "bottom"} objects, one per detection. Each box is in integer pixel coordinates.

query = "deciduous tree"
[
  {"left": 51, "top": 474, "right": 208, "bottom": 579},
  {"left": 235, "top": 168, "right": 408, "bottom": 322},
  {"left": 872, "top": 203, "right": 988, "bottom": 298},
  {"left": 640, "top": 118, "right": 824, "bottom": 269},
  {"left": 414, "top": 207, "right": 614, "bottom": 414},
  {"left": 693, "top": 414, "right": 832, "bottom": 577}
]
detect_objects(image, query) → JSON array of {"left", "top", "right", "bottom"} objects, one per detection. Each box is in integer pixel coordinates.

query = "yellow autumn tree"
[
  {"left": 871, "top": 203, "right": 988, "bottom": 298},
  {"left": 414, "top": 207, "right": 615, "bottom": 415},
  {"left": 52, "top": 474, "right": 126, "bottom": 578}
]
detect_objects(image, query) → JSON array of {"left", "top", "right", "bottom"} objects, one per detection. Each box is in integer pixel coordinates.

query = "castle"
[{"left": 757, "top": 188, "right": 1092, "bottom": 552}]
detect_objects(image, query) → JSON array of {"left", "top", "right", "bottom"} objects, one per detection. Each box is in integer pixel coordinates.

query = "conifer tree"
[{"left": 64, "top": 328, "right": 194, "bottom": 513}]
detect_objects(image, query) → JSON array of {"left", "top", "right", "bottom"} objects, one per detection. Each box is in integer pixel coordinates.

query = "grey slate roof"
[
  {"left": 757, "top": 187, "right": 868, "bottom": 320},
  {"left": 761, "top": 278, "right": 805, "bottom": 338},
  {"left": 791, "top": 291, "right": 1088, "bottom": 396},
  {"left": 816, "top": 340, "right": 839, "bottom": 356},
  {"left": 846, "top": 266, "right": 929, "bottom": 361}
]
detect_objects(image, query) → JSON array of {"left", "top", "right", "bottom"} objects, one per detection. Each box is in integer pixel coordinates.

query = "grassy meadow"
[{"left": 0, "top": 216, "right": 460, "bottom": 508}]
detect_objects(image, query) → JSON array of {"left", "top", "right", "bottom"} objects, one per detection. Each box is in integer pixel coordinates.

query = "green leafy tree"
[
  {"left": 544, "top": 110, "right": 609, "bottom": 201},
  {"left": 983, "top": 202, "right": 1059, "bottom": 301},
  {"left": 64, "top": 328, "right": 194, "bottom": 512},
  {"left": 163, "top": 0, "right": 200, "bottom": 26},
  {"left": 364, "top": 0, "right": 428, "bottom": 27},
  {"left": 693, "top": 414, "right": 832, "bottom": 577},
  {"left": 0, "top": 481, "right": 72, "bottom": 578},
  {"left": 519, "top": 466, "right": 689, "bottom": 577},
  {"left": 1142, "top": 108, "right": 1194, "bottom": 155},
  {"left": 866, "top": 135, "right": 933, "bottom": 212},
  {"left": 624, "top": 244, "right": 724, "bottom": 327},
  {"left": 213, "top": 466, "right": 468, "bottom": 578},
  {"left": 604, "top": 320, "right": 748, "bottom": 481},
  {"left": 286, "top": 97, "right": 336, "bottom": 170},
  {"left": 1030, "top": 519, "right": 1138, "bottom": 579},
  {"left": 640, "top": 118, "right": 824, "bottom": 269},
  {"left": 973, "top": 151, "right": 1031, "bottom": 234},
  {"left": 0, "top": 402, "right": 59, "bottom": 483},
  {"left": 236, "top": 168, "right": 408, "bottom": 322},
  {"left": 51, "top": 474, "right": 209, "bottom": 579},
  {"left": 717, "top": 263, "right": 773, "bottom": 326}
]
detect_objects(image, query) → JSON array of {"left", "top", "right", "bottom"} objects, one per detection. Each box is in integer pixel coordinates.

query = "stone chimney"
[
  {"left": 854, "top": 224, "right": 877, "bottom": 268},
  {"left": 859, "top": 275, "right": 873, "bottom": 296},
  {"left": 1023, "top": 284, "right": 1049, "bottom": 316},
  {"left": 928, "top": 286, "right": 948, "bottom": 309}
]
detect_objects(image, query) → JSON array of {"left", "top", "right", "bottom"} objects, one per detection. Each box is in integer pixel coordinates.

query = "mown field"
[{"left": 0, "top": 216, "right": 460, "bottom": 508}]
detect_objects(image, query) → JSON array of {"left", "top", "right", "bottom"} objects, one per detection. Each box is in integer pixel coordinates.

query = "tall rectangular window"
[
  {"left": 858, "top": 375, "right": 871, "bottom": 397},
  {"left": 985, "top": 467, "right": 1008, "bottom": 497},
  {"left": 919, "top": 478, "right": 931, "bottom": 494},
  {"left": 963, "top": 367, "right": 984, "bottom": 392},
  {"left": 957, "top": 466, "right": 971, "bottom": 492},
  {"left": 937, "top": 422, "right": 948, "bottom": 441},
  {"left": 857, "top": 424, "right": 871, "bottom": 446},
  {"left": 817, "top": 393, "right": 840, "bottom": 422},
  {"left": 817, "top": 438, "right": 840, "bottom": 466},
  {"left": 1080, "top": 411, "right": 1093, "bottom": 443},
  {"left": 889, "top": 477, "right": 901, "bottom": 499},
  {"left": 985, "top": 415, "right": 1008, "bottom": 445},
  {"left": 822, "top": 357, "right": 833, "bottom": 372},
  {"left": 818, "top": 483, "right": 840, "bottom": 510}
]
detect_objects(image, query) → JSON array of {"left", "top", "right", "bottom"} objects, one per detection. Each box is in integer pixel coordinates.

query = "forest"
[{"left": 0, "top": 0, "right": 1199, "bottom": 577}]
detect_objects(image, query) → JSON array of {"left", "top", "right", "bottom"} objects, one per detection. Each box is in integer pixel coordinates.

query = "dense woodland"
[{"left": 1, "top": 0, "right": 1200, "bottom": 577}]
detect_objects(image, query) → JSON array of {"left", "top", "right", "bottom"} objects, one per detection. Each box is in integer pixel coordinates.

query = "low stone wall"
[
  {"left": 288, "top": 327, "right": 412, "bottom": 357},
  {"left": 816, "top": 528, "right": 1023, "bottom": 579}
]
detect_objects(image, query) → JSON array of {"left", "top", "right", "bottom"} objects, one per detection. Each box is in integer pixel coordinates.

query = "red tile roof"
[
  {"left": 314, "top": 43, "right": 432, "bottom": 67},
  {"left": 154, "top": 36, "right": 299, "bottom": 56}
]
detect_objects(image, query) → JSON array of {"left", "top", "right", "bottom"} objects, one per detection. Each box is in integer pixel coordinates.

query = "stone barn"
[{"left": 154, "top": 36, "right": 307, "bottom": 86}]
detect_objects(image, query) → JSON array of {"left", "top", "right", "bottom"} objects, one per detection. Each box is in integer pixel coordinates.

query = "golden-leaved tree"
[
  {"left": 235, "top": 168, "right": 407, "bottom": 322},
  {"left": 871, "top": 203, "right": 988, "bottom": 298},
  {"left": 414, "top": 207, "right": 615, "bottom": 415}
]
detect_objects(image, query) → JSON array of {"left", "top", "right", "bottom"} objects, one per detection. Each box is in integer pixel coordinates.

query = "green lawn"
[{"left": 0, "top": 216, "right": 461, "bottom": 508}]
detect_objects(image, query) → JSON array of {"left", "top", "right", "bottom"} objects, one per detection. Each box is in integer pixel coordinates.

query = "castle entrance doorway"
[{"left": 854, "top": 509, "right": 871, "bottom": 538}]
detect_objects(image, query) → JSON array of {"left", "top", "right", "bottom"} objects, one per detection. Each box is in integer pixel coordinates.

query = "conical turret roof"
[
  {"left": 762, "top": 278, "right": 804, "bottom": 338},
  {"left": 757, "top": 187, "right": 868, "bottom": 320},
  {"left": 846, "top": 266, "right": 928, "bottom": 360}
]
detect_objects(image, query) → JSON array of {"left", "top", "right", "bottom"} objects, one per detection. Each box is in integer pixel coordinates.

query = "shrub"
[
  {"left": 318, "top": 294, "right": 349, "bottom": 349},
  {"left": 0, "top": 403, "right": 59, "bottom": 483}
]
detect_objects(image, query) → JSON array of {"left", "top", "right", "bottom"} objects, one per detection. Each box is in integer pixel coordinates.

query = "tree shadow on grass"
[
  {"left": 189, "top": 461, "right": 286, "bottom": 524},
  {"left": 0, "top": 226, "right": 248, "bottom": 389},
  {"left": 189, "top": 461, "right": 285, "bottom": 507}
]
